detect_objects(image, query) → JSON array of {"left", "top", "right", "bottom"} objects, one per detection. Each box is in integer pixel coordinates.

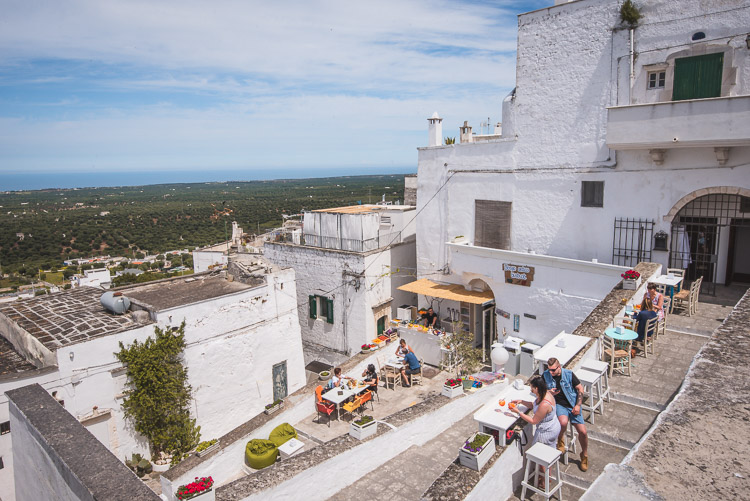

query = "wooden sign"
[{"left": 503, "top": 263, "right": 535, "bottom": 286}]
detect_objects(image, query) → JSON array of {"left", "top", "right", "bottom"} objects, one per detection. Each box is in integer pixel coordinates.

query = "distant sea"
[{"left": 0, "top": 167, "right": 413, "bottom": 192}]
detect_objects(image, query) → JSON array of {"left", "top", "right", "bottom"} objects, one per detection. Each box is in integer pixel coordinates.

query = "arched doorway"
[{"left": 669, "top": 189, "right": 750, "bottom": 293}]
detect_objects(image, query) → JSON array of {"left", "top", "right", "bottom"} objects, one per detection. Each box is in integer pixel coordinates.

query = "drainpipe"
[{"left": 629, "top": 28, "right": 635, "bottom": 105}]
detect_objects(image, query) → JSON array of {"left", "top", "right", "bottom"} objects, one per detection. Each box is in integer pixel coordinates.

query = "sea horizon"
[{"left": 0, "top": 166, "right": 414, "bottom": 192}]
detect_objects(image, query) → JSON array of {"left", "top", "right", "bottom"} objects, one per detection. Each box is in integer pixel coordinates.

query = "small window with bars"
[
  {"left": 581, "top": 181, "right": 604, "bottom": 208},
  {"left": 648, "top": 70, "right": 666, "bottom": 89},
  {"left": 474, "top": 200, "right": 511, "bottom": 250}
]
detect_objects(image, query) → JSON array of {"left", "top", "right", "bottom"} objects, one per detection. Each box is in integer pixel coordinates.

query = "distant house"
[{"left": 72, "top": 268, "right": 112, "bottom": 289}]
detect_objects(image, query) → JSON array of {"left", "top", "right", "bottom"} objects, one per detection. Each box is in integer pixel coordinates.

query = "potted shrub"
[
  {"left": 125, "top": 453, "right": 152, "bottom": 478},
  {"left": 176, "top": 476, "right": 214, "bottom": 500},
  {"left": 264, "top": 399, "right": 283, "bottom": 415},
  {"left": 349, "top": 415, "right": 378, "bottom": 441},
  {"left": 459, "top": 432, "right": 495, "bottom": 471},
  {"left": 441, "top": 377, "right": 464, "bottom": 399},
  {"left": 621, "top": 269, "right": 641, "bottom": 290}
]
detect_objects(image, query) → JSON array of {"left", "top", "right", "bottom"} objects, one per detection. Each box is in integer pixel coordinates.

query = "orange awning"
[{"left": 397, "top": 278, "right": 494, "bottom": 305}]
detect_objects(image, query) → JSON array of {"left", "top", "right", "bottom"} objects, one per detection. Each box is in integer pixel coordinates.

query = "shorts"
[
  {"left": 405, "top": 367, "right": 420, "bottom": 375},
  {"left": 556, "top": 403, "right": 584, "bottom": 425}
]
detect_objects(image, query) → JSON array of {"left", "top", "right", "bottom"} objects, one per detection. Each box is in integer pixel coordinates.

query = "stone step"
[
  {"left": 558, "top": 437, "right": 630, "bottom": 490},
  {"left": 508, "top": 481, "right": 586, "bottom": 501},
  {"left": 575, "top": 398, "right": 660, "bottom": 451}
]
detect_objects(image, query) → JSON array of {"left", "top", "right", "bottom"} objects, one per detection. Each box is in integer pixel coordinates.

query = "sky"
[{"left": 0, "top": 0, "right": 547, "bottom": 176}]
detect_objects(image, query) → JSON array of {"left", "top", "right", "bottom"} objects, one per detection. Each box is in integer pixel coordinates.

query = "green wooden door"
[
  {"left": 377, "top": 316, "right": 386, "bottom": 335},
  {"left": 672, "top": 53, "right": 723, "bottom": 101}
]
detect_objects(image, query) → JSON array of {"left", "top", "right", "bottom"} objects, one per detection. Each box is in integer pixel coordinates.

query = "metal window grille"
[{"left": 612, "top": 218, "right": 655, "bottom": 267}]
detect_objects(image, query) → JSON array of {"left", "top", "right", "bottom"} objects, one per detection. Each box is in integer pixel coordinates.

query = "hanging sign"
[{"left": 503, "top": 263, "right": 535, "bottom": 287}]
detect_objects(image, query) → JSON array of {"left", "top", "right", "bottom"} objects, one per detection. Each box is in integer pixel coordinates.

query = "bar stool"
[
  {"left": 561, "top": 419, "right": 578, "bottom": 466},
  {"left": 580, "top": 359, "right": 611, "bottom": 405},
  {"left": 521, "top": 442, "right": 563, "bottom": 501},
  {"left": 575, "top": 369, "right": 603, "bottom": 424}
]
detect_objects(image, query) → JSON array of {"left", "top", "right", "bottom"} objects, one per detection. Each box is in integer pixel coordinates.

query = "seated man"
[
  {"left": 362, "top": 364, "right": 379, "bottom": 393},
  {"left": 400, "top": 351, "right": 421, "bottom": 387}
]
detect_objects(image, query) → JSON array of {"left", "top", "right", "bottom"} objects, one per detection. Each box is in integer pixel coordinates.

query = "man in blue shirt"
[{"left": 400, "top": 351, "right": 421, "bottom": 387}]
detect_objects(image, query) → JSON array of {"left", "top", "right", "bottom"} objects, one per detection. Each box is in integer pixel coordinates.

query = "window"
[
  {"left": 0, "top": 422, "right": 9, "bottom": 435},
  {"left": 740, "top": 196, "right": 750, "bottom": 214},
  {"left": 474, "top": 200, "right": 512, "bottom": 250},
  {"left": 648, "top": 71, "right": 665, "bottom": 89},
  {"left": 309, "top": 295, "right": 334, "bottom": 323},
  {"left": 582, "top": 181, "right": 604, "bottom": 208},
  {"left": 673, "top": 53, "right": 723, "bottom": 101}
]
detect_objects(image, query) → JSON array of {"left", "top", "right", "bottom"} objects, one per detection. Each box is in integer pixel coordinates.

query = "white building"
[
  {"left": 264, "top": 205, "right": 417, "bottom": 355},
  {"left": 0, "top": 257, "right": 305, "bottom": 501},
  {"left": 72, "top": 267, "right": 112, "bottom": 288},
  {"left": 192, "top": 222, "right": 246, "bottom": 273},
  {"left": 414, "top": 0, "right": 750, "bottom": 348}
]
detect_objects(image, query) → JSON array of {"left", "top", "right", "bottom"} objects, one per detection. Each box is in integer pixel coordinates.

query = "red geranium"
[
  {"left": 176, "top": 476, "right": 214, "bottom": 500},
  {"left": 621, "top": 270, "right": 640, "bottom": 280}
]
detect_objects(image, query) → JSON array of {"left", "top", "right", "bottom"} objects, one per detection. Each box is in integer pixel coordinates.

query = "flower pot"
[
  {"left": 349, "top": 419, "right": 378, "bottom": 441},
  {"left": 196, "top": 441, "right": 220, "bottom": 457},
  {"left": 622, "top": 277, "right": 641, "bottom": 290},
  {"left": 459, "top": 432, "right": 495, "bottom": 471},
  {"left": 462, "top": 379, "right": 474, "bottom": 391},
  {"left": 441, "top": 384, "right": 464, "bottom": 399},
  {"left": 264, "top": 403, "right": 283, "bottom": 415},
  {"left": 319, "top": 371, "right": 331, "bottom": 381},
  {"left": 361, "top": 349, "right": 370, "bottom": 354}
]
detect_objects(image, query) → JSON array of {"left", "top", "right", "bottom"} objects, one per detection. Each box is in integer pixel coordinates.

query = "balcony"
[
  {"left": 271, "top": 230, "right": 404, "bottom": 253},
  {"left": 606, "top": 95, "right": 750, "bottom": 150}
]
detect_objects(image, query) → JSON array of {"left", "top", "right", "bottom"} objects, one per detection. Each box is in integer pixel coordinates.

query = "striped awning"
[{"left": 397, "top": 278, "right": 494, "bottom": 305}]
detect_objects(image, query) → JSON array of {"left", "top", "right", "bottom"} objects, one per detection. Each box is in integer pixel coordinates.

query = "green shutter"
[
  {"left": 326, "top": 298, "right": 334, "bottom": 324},
  {"left": 309, "top": 295, "right": 317, "bottom": 319},
  {"left": 672, "top": 53, "right": 723, "bottom": 101}
]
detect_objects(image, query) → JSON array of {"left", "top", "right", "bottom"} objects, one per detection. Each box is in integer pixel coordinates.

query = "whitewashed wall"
[{"left": 193, "top": 250, "right": 228, "bottom": 273}]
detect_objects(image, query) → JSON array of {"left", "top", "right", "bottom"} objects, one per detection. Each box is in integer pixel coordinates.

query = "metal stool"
[
  {"left": 575, "top": 369, "right": 604, "bottom": 424},
  {"left": 521, "top": 442, "right": 563, "bottom": 501},
  {"left": 580, "top": 359, "right": 611, "bottom": 405}
]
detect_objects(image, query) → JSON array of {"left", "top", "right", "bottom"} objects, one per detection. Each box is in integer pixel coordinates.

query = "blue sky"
[{"left": 0, "top": 0, "right": 547, "bottom": 175}]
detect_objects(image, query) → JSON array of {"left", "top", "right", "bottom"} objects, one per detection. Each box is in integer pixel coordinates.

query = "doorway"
[{"left": 272, "top": 361, "right": 288, "bottom": 402}]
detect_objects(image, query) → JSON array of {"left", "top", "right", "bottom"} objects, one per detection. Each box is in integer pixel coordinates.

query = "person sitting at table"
[
  {"left": 361, "top": 363, "right": 379, "bottom": 393},
  {"left": 543, "top": 357, "right": 589, "bottom": 472},
  {"left": 633, "top": 295, "right": 658, "bottom": 356},
  {"left": 644, "top": 283, "right": 665, "bottom": 320},
  {"left": 395, "top": 338, "right": 413, "bottom": 357},
  {"left": 510, "top": 375, "right": 560, "bottom": 488},
  {"left": 423, "top": 307, "right": 438, "bottom": 328},
  {"left": 400, "top": 350, "right": 421, "bottom": 387},
  {"left": 327, "top": 367, "right": 352, "bottom": 389}
]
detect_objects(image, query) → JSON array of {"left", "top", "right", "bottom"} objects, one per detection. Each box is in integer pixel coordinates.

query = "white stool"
[
  {"left": 575, "top": 369, "right": 604, "bottom": 424},
  {"left": 561, "top": 420, "right": 578, "bottom": 466},
  {"left": 580, "top": 359, "right": 610, "bottom": 404},
  {"left": 521, "top": 442, "right": 563, "bottom": 500}
]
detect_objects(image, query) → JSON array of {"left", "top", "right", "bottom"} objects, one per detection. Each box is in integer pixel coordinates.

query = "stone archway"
[{"left": 663, "top": 186, "right": 750, "bottom": 222}]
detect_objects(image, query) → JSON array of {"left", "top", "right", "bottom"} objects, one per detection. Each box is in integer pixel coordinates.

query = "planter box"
[
  {"left": 264, "top": 403, "right": 283, "bottom": 415},
  {"left": 349, "top": 419, "right": 378, "bottom": 441},
  {"left": 178, "top": 488, "right": 215, "bottom": 501},
  {"left": 196, "top": 441, "right": 220, "bottom": 457},
  {"left": 459, "top": 432, "right": 496, "bottom": 471},
  {"left": 623, "top": 277, "right": 641, "bottom": 290},
  {"left": 361, "top": 349, "right": 370, "bottom": 354},
  {"left": 152, "top": 461, "right": 170, "bottom": 472},
  {"left": 441, "top": 384, "right": 464, "bottom": 399}
]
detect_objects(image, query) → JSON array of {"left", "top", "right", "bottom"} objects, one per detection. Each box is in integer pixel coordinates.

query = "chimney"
[
  {"left": 428, "top": 112, "right": 443, "bottom": 147},
  {"left": 460, "top": 121, "right": 473, "bottom": 143}
]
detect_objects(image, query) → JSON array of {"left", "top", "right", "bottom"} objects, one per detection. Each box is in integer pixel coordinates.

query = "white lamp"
[{"left": 490, "top": 344, "right": 509, "bottom": 372}]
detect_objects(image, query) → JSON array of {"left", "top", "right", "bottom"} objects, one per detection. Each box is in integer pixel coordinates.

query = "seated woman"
[
  {"left": 633, "top": 295, "right": 658, "bottom": 356},
  {"left": 644, "top": 283, "right": 665, "bottom": 320},
  {"left": 361, "top": 363, "right": 379, "bottom": 393},
  {"left": 395, "top": 338, "right": 412, "bottom": 357}
]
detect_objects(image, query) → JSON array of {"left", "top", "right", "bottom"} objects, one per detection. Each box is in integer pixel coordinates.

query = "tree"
[
  {"left": 135, "top": 252, "right": 146, "bottom": 260},
  {"left": 449, "top": 321, "right": 484, "bottom": 378},
  {"left": 115, "top": 322, "right": 200, "bottom": 457}
]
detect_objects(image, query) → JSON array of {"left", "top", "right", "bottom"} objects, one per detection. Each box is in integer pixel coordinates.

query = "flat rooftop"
[
  {"left": 123, "top": 273, "right": 260, "bottom": 311},
  {"left": 312, "top": 204, "right": 414, "bottom": 214},
  {"left": 0, "top": 287, "right": 142, "bottom": 352}
]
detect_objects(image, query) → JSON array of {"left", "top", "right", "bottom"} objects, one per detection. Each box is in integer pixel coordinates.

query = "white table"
[
  {"left": 385, "top": 357, "right": 405, "bottom": 369},
  {"left": 649, "top": 274, "right": 684, "bottom": 312},
  {"left": 321, "top": 381, "right": 370, "bottom": 420},
  {"left": 278, "top": 437, "right": 304, "bottom": 459},
  {"left": 473, "top": 384, "right": 535, "bottom": 438},
  {"left": 534, "top": 331, "right": 590, "bottom": 372}
]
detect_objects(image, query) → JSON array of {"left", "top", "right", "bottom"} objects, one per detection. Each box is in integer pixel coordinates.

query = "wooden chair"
[
  {"left": 690, "top": 276, "right": 703, "bottom": 315},
  {"left": 673, "top": 277, "right": 700, "bottom": 316},
  {"left": 383, "top": 366, "right": 402, "bottom": 390},
  {"left": 409, "top": 360, "right": 424, "bottom": 386},
  {"left": 359, "top": 390, "right": 374, "bottom": 411},
  {"left": 667, "top": 268, "right": 685, "bottom": 291},
  {"left": 657, "top": 297, "right": 670, "bottom": 339},
  {"left": 602, "top": 335, "right": 631, "bottom": 377},
  {"left": 633, "top": 316, "right": 657, "bottom": 357}
]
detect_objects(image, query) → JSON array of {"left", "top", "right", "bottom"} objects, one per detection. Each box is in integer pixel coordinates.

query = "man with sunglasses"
[{"left": 542, "top": 357, "right": 589, "bottom": 471}]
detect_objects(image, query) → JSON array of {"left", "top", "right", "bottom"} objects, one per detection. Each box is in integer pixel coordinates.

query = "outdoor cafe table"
[
  {"left": 604, "top": 327, "right": 637, "bottom": 342},
  {"left": 534, "top": 331, "right": 590, "bottom": 374},
  {"left": 473, "top": 383, "right": 535, "bottom": 438},
  {"left": 649, "top": 274, "right": 684, "bottom": 312},
  {"left": 321, "top": 381, "right": 370, "bottom": 421}
]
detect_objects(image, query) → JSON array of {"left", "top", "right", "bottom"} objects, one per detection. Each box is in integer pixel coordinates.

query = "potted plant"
[
  {"left": 195, "top": 439, "right": 219, "bottom": 457},
  {"left": 441, "top": 377, "right": 464, "bottom": 399},
  {"left": 459, "top": 432, "right": 495, "bottom": 471},
  {"left": 361, "top": 343, "right": 371, "bottom": 354},
  {"left": 125, "top": 453, "right": 152, "bottom": 478},
  {"left": 264, "top": 399, "right": 283, "bottom": 415},
  {"left": 349, "top": 415, "right": 378, "bottom": 441},
  {"left": 176, "top": 476, "right": 214, "bottom": 500},
  {"left": 319, "top": 370, "right": 332, "bottom": 381},
  {"left": 621, "top": 269, "right": 641, "bottom": 290}
]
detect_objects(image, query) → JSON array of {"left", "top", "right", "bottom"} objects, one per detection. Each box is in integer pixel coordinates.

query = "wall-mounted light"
[
  {"left": 653, "top": 231, "right": 669, "bottom": 251},
  {"left": 69, "top": 352, "right": 74, "bottom": 361},
  {"left": 746, "top": 34, "right": 750, "bottom": 49}
]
